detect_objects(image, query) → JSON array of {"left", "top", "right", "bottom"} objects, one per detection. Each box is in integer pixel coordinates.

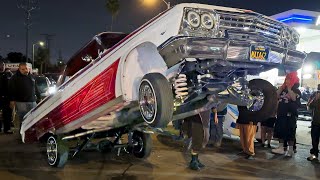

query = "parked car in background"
[
  {"left": 223, "top": 104, "right": 262, "bottom": 140},
  {"left": 44, "top": 73, "right": 60, "bottom": 85},
  {"left": 35, "top": 75, "right": 57, "bottom": 100}
]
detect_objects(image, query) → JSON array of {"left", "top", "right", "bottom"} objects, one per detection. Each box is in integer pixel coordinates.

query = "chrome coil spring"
[{"left": 174, "top": 74, "right": 188, "bottom": 99}]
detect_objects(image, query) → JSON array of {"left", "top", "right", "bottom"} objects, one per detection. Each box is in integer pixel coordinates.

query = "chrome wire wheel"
[
  {"left": 47, "top": 136, "right": 58, "bottom": 166},
  {"left": 139, "top": 80, "right": 157, "bottom": 124},
  {"left": 247, "top": 89, "right": 265, "bottom": 112},
  {"left": 132, "top": 136, "right": 144, "bottom": 154}
]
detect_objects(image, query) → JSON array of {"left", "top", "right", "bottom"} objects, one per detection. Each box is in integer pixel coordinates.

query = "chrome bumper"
[{"left": 159, "top": 36, "right": 306, "bottom": 69}]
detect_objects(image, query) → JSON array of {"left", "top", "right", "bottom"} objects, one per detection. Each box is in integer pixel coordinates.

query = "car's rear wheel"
[
  {"left": 131, "top": 131, "right": 152, "bottom": 159},
  {"left": 240, "top": 79, "right": 277, "bottom": 123},
  {"left": 138, "top": 73, "right": 174, "bottom": 128}
]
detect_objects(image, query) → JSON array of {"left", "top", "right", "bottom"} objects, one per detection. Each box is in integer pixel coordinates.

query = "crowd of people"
[
  {"left": 0, "top": 62, "right": 39, "bottom": 137},
  {"left": 178, "top": 71, "right": 319, "bottom": 170}
]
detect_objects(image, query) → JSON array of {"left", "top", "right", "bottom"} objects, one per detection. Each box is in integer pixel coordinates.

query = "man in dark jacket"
[
  {"left": 307, "top": 91, "right": 320, "bottom": 162},
  {"left": 0, "top": 62, "right": 14, "bottom": 134},
  {"left": 8, "top": 63, "right": 39, "bottom": 128}
]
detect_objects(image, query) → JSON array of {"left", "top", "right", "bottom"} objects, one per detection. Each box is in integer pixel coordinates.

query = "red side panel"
[{"left": 24, "top": 60, "right": 120, "bottom": 143}]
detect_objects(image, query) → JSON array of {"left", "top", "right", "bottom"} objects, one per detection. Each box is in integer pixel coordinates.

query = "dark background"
[{"left": 0, "top": 0, "right": 319, "bottom": 62}]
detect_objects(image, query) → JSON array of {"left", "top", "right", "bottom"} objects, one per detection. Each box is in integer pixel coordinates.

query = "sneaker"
[
  {"left": 285, "top": 149, "right": 294, "bottom": 157},
  {"left": 4, "top": 130, "right": 14, "bottom": 134},
  {"left": 272, "top": 147, "right": 285, "bottom": 155},
  {"left": 213, "top": 142, "right": 222, "bottom": 148},
  {"left": 246, "top": 155, "right": 255, "bottom": 160},
  {"left": 237, "top": 151, "right": 247, "bottom": 156},
  {"left": 307, "top": 155, "right": 319, "bottom": 162}
]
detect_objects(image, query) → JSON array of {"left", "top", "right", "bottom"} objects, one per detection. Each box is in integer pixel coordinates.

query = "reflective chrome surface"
[
  {"left": 139, "top": 82, "right": 156, "bottom": 122},
  {"left": 47, "top": 137, "right": 57, "bottom": 165}
]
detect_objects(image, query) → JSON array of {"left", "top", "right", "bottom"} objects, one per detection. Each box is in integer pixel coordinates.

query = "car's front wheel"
[
  {"left": 138, "top": 73, "right": 174, "bottom": 128},
  {"left": 240, "top": 79, "right": 277, "bottom": 123}
]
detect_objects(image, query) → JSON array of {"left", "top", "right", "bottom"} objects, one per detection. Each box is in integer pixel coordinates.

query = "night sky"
[{"left": 0, "top": 0, "right": 319, "bottom": 63}]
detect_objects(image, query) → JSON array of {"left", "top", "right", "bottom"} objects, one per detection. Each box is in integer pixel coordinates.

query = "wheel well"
[
  {"left": 120, "top": 42, "right": 168, "bottom": 101},
  {"left": 39, "top": 132, "right": 54, "bottom": 143}
]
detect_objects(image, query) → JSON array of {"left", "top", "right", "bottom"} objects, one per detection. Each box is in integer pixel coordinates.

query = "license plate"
[{"left": 249, "top": 46, "right": 270, "bottom": 62}]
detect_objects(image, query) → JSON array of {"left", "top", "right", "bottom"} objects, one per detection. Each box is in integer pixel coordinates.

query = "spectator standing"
[
  {"left": 306, "top": 91, "right": 320, "bottom": 161},
  {"left": 237, "top": 106, "right": 258, "bottom": 160},
  {"left": 209, "top": 106, "right": 227, "bottom": 147},
  {"left": 182, "top": 110, "right": 210, "bottom": 170},
  {"left": 307, "top": 84, "right": 320, "bottom": 129},
  {"left": 260, "top": 116, "right": 276, "bottom": 148},
  {"left": 272, "top": 72, "right": 301, "bottom": 157},
  {"left": 8, "top": 63, "right": 39, "bottom": 129},
  {"left": 261, "top": 100, "right": 277, "bottom": 148},
  {"left": 0, "top": 62, "right": 14, "bottom": 134}
]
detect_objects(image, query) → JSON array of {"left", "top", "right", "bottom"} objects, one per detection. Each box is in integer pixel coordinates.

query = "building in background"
[
  {"left": 271, "top": 10, "right": 320, "bottom": 89},
  {"left": 253, "top": 10, "right": 320, "bottom": 90},
  {"left": 5, "top": 63, "right": 33, "bottom": 73}
]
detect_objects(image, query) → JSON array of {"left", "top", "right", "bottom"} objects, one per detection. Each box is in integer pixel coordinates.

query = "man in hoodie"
[{"left": 8, "top": 63, "right": 39, "bottom": 129}]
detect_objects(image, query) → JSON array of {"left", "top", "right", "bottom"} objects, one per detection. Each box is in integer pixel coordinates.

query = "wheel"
[
  {"left": 139, "top": 73, "right": 174, "bottom": 128},
  {"left": 130, "top": 131, "right": 152, "bottom": 159},
  {"left": 46, "top": 135, "right": 69, "bottom": 168},
  {"left": 97, "top": 139, "right": 113, "bottom": 153},
  {"left": 240, "top": 79, "right": 277, "bottom": 123}
]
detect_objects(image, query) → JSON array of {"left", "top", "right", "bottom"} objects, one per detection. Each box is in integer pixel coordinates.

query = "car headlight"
[
  {"left": 292, "top": 32, "right": 300, "bottom": 44},
  {"left": 201, "top": 13, "right": 215, "bottom": 29},
  {"left": 282, "top": 28, "right": 291, "bottom": 42},
  {"left": 187, "top": 11, "right": 201, "bottom": 28}
]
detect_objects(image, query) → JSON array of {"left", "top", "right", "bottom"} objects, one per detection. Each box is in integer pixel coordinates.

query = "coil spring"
[{"left": 174, "top": 74, "right": 188, "bottom": 99}]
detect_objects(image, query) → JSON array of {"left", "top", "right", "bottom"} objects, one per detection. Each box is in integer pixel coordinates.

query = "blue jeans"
[
  {"left": 210, "top": 116, "right": 225, "bottom": 144},
  {"left": 15, "top": 102, "right": 37, "bottom": 124}
]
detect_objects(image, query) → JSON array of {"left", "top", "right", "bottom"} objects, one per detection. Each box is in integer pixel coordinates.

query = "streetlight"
[
  {"left": 161, "top": 0, "right": 170, "bottom": 9},
  {"left": 143, "top": 0, "right": 170, "bottom": 9},
  {"left": 32, "top": 41, "right": 45, "bottom": 68}
]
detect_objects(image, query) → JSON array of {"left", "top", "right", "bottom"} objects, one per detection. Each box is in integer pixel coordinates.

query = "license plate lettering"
[{"left": 250, "top": 46, "right": 270, "bottom": 62}]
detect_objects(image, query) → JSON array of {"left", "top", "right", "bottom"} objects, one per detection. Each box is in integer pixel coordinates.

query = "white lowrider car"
[{"left": 21, "top": 3, "right": 305, "bottom": 167}]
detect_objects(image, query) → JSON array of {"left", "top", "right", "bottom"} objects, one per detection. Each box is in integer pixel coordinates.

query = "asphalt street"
[{"left": 0, "top": 123, "right": 319, "bottom": 180}]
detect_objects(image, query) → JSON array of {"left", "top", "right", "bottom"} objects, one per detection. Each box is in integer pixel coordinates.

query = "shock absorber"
[{"left": 174, "top": 74, "right": 188, "bottom": 99}]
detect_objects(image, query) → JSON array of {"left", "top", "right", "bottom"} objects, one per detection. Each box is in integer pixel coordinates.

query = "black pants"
[
  {"left": 182, "top": 111, "right": 210, "bottom": 152},
  {"left": 284, "top": 138, "right": 296, "bottom": 150},
  {"left": 310, "top": 125, "right": 320, "bottom": 157},
  {"left": 0, "top": 101, "right": 12, "bottom": 132}
]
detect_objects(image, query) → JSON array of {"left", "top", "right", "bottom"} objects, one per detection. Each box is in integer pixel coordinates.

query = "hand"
[
  {"left": 214, "top": 112, "right": 218, "bottom": 124},
  {"left": 9, "top": 101, "right": 15, "bottom": 109},
  {"left": 280, "top": 83, "right": 286, "bottom": 90},
  {"left": 287, "top": 83, "right": 294, "bottom": 90}
]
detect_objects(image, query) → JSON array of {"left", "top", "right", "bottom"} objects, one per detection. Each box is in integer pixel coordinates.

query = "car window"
[
  {"left": 35, "top": 77, "right": 49, "bottom": 93},
  {"left": 63, "top": 32, "right": 128, "bottom": 77}
]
